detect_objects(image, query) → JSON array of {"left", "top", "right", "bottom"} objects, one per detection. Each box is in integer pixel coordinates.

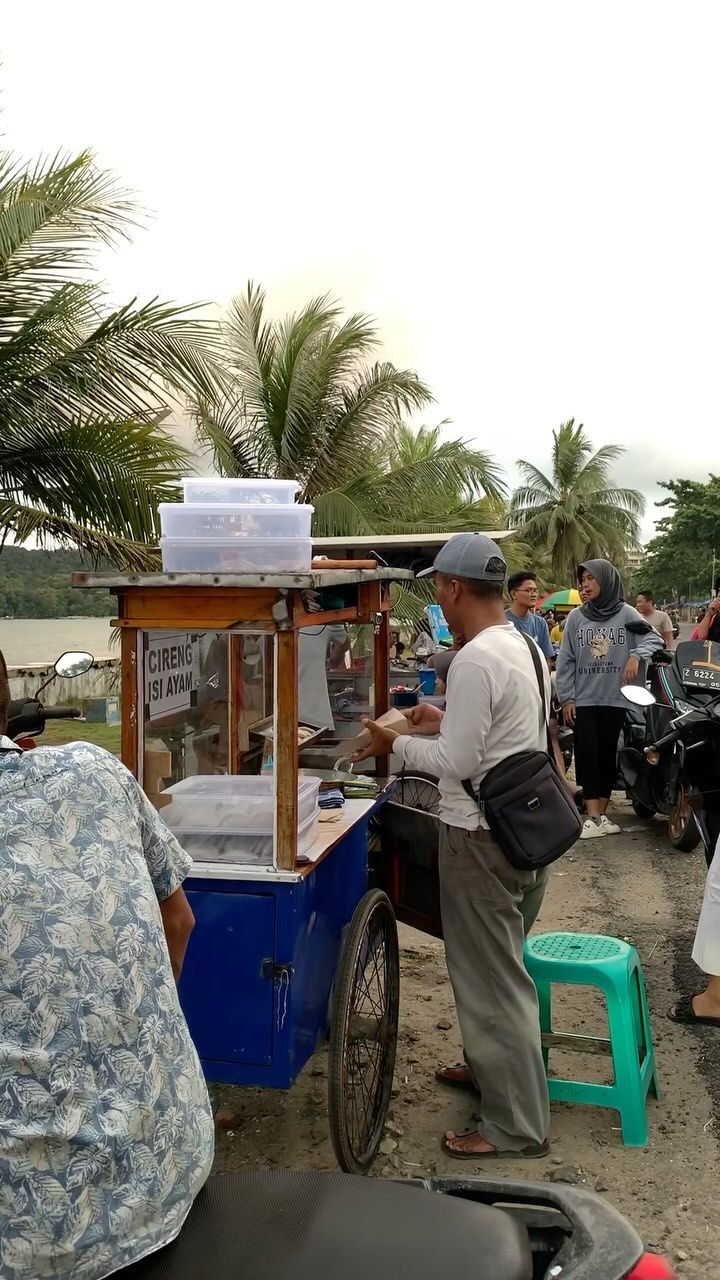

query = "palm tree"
[
  {"left": 510, "top": 420, "right": 644, "bottom": 584},
  {"left": 193, "top": 283, "right": 506, "bottom": 536},
  {"left": 0, "top": 148, "right": 222, "bottom": 567}
]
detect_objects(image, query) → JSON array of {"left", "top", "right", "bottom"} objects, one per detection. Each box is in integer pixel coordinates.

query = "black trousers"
[{"left": 573, "top": 705, "right": 626, "bottom": 801}]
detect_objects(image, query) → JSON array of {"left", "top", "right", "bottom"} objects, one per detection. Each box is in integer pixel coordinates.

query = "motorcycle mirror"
[
  {"left": 54, "top": 651, "right": 94, "bottom": 679},
  {"left": 621, "top": 685, "right": 656, "bottom": 707}
]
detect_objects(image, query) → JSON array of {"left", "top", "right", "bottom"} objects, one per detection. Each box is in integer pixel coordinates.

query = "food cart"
[{"left": 73, "top": 564, "right": 413, "bottom": 1173}]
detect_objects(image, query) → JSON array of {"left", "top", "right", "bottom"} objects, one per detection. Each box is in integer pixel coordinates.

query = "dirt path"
[{"left": 210, "top": 801, "right": 719, "bottom": 1276}]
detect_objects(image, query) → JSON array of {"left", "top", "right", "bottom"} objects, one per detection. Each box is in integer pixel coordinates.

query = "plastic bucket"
[{"left": 418, "top": 667, "right": 437, "bottom": 695}]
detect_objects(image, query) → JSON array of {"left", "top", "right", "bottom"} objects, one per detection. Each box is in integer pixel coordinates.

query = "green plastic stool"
[{"left": 523, "top": 931, "right": 660, "bottom": 1147}]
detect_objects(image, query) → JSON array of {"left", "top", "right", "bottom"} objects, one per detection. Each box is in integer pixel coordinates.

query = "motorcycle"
[
  {"left": 7, "top": 650, "right": 94, "bottom": 748},
  {"left": 133, "top": 1169, "right": 676, "bottom": 1280},
  {"left": 620, "top": 638, "right": 720, "bottom": 865}
]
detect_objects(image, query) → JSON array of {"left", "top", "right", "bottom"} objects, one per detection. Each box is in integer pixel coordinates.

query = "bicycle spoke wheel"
[
  {"left": 328, "top": 890, "right": 400, "bottom": 1173},
  {"left": 395, "top": 771, "right": 441, "bottom": 815}
]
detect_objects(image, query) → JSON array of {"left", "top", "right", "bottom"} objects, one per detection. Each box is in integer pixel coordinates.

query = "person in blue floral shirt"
[{"left": 0, "top": 650, "right": 214, "bottom": 1279}]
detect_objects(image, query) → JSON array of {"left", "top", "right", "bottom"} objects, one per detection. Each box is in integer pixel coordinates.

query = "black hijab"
[{"left": 578, "top": 559, "right": 624, "bottom": 623}]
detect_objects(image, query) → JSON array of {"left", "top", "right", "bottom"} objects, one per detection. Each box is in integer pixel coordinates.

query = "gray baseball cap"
[{"left": 417, "top": 533, "right": 507, "bottom": 582}]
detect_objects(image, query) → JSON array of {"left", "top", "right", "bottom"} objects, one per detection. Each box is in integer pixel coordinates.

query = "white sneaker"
[
  {"left": 597, "top": 815, "right": 621, "bottom": 836},
  {"left": 580, "top": 818, "right": 607, "bottom": 839}
]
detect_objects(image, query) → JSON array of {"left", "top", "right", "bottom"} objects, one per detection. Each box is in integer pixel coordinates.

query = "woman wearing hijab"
[{"left": 555, "top": 559, "right": 664, "bottom": 839}]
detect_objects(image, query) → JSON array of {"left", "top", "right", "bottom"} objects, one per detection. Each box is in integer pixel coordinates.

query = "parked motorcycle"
[
  {"left": 7, "top": 650, "right": 94, "bottom": 748},
  {"left": 620, "top": 639, "right": 720, "bottom": 864},
  {"left": 132, "top": 1169, "right": 676, "bottom": 1280}
]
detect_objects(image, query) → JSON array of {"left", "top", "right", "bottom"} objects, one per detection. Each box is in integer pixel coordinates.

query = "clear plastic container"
[
  {"left": 160, "top": 538, "right": 313, "bottom": 573},
  {"left": 159, "top": 503, "right": 314, "bottom": 541},
  {"left": 182, "top": 478, "right": 300, "bottom": 506},
  {"left": 172, "top": 809, "right": 318, "bottom": 865},
  {"left": 160, "top": 774, "right": 321, "bottom": 832}
]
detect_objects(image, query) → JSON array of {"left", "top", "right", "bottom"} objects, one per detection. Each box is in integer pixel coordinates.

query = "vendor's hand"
[
  {"left": 622, "top": 655, "right": 640, "bottom": 684},
  {"left": 350, "top": 719, "right": 400, "bottom": 763},
  {"left": 563, "top": 702, "right": 576, "bottom": 727},
  {"left": 710, "top": 596, "right": 720, "bottom": 615},
  {"left": 406, "top": 702, "right": 444, "bottom": 733}
]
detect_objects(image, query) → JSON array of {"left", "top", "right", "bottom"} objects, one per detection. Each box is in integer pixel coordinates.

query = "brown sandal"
[{"left": 434, "top": 1063, "right": 477, "bottom": 1092}]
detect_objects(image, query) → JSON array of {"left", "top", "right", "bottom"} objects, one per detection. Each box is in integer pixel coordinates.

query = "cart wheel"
[
  {"left": 328, "top": 889, "right": 400, "bottom": 1174},
  {"left": 395, "top": 770, "right": 441, "bottom": 815}
]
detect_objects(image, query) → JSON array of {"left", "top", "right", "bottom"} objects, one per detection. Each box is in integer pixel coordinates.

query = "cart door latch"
[{"left": 261, "top": 959, "right": 294, "bottom": 981}]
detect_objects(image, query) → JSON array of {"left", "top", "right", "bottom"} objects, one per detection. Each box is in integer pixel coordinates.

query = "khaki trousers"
[{"left": 439, "top": 823, "right": 550, "bottom": 1150}]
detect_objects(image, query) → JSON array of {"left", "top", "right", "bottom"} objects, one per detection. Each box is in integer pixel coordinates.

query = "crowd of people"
[
  {"left": 2, "top": 542, "right": 720, "bottom": 1277},
  {"left": 355, "top": 541, "right": 720, "bottom": 1160}
]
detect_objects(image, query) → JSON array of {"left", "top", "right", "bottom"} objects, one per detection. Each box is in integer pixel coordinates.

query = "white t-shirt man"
[
  {"left": 298, "top": 624, "right": 349, "bottom": 728},
  {"left": 394, "top": 624, "right": 550, "bottom": 828}
]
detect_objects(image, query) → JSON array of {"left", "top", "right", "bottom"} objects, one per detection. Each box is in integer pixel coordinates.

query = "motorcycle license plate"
[{"left": 682, "top": 664, "right": 720, "bottom": 692}]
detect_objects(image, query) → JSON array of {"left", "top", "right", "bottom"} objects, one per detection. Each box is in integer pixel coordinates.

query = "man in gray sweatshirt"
[{"left": 555, "top": 559, "right": 664, "bottom": 838}]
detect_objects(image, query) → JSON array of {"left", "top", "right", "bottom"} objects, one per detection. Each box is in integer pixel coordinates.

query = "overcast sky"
[{"left": 4, "top": 2, "right": 719, "bottom": 540}]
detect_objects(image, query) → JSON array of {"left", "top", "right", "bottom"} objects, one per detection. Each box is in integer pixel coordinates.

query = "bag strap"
[
  {"left": 518, "top": 632, "right": 553, "bottom": 755},
  {"left": 461, "top": 632, "right": 553, "bottom": 803}
]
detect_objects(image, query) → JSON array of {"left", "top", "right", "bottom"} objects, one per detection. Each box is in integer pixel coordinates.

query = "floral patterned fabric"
[{"left": 0, "top": 738, "right": 214, "bottom": 1279}]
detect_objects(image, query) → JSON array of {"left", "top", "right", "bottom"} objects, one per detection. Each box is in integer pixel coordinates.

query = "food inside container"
[
  {"left": 160, "top": 774, "right": 321, "bottom": 865},
  {"left": 161, "top": 773, "right": 320, "bottom": 830},
  {"left": 174, "top": 809, "right": 318, "bottom": 864},
  {"left": 159, "top": 503, "right": 314, "bottom": 540},
  {"left": 160, "top": 538, "right": 313, "bottom": 573}
]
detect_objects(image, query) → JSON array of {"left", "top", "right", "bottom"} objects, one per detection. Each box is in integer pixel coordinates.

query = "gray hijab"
[{"left": 579, "top": 559, "right": 624, "bottom": 622}]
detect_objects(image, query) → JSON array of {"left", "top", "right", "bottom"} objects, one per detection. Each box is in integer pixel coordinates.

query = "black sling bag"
[{"left": 462, "top": 633, "right": 582, "bottom": 870}]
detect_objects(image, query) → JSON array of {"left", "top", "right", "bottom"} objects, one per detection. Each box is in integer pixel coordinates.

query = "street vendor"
[
  {"left": 352, "top": 533, "right": 551, "bottom": 1162},
  {"left": 298, "top": 594, "right": 351, "bottom": 729}
]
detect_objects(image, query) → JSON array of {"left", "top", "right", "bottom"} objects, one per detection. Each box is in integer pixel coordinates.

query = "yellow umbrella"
[{"left": 539, "top": 588, "right": 582, "bottom": 611}]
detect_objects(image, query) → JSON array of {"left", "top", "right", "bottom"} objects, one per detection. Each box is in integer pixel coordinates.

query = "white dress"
[{"left": 692, "top": 835, "right": 720, "bottom": 976}]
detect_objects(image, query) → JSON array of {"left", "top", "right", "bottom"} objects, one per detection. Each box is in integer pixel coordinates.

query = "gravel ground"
[{"left": 209, "top": 799, "right": 719, "bottom": 1276}]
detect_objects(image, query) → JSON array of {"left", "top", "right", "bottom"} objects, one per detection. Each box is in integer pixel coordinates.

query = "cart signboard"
[{"left": 145, "top": 631, "right": 200, "bottom": 721}]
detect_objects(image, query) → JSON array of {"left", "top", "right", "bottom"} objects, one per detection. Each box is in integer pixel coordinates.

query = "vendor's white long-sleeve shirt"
[{"left": 395, "top": 623, "right": 550, "bottom": 829}]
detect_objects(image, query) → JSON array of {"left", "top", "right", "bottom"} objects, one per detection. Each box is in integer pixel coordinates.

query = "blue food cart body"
[{"left": 178, "top": 808, "right": 373, "bottom": 1089}]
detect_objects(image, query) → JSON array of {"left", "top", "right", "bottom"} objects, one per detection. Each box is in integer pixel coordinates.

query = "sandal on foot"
[
  {"left": 434, "top": 1064, "right": 477, "bottom": 1092},
  {"left": 667, "top": 993, "right": 720, "bottom": 1026},
  {"left": 441, "top": 1132, "right": 550, "bottom": 1161}
]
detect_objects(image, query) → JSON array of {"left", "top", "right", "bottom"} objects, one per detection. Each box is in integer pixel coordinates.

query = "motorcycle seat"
[{"left": 123, "top": 1170, "right": 533, "bottom": 1280}]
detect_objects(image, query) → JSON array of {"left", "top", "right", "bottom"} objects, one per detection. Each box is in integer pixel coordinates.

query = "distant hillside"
[{"left": 0, "top": 548, "right": 115, "bottom": 618}]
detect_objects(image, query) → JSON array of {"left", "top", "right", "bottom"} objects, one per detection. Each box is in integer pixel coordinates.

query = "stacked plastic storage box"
[
  {"left": 161, "top": 775, "right": 321, "bottom": 866},
  {"left": 159, "top": 477, "right": 314, "bottom": 573}
]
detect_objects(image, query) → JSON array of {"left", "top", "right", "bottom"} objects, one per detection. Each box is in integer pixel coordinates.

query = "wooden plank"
[
  {"left": 73, "top": 568, "right": 414, "bottom": 591},
  {"left": 292, "top": 606, "right": 359, "bottom": 630},
  {"left": 115, "top": 588, "right": 279, "bottom": 627},
  {"left": 357, "top": 580, "right": 380, "bottom": 621},
  {"left": 373, "top": 607, "right": 391, "bottom": 776},
  {"left": 275, "top": 629, "right": 299, "bottom": 871},
  {"left": 121, "top": 627, "right": 139, "bottom": 778}
]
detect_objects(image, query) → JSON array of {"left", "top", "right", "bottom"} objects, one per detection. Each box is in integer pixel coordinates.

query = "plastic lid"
[
  {"left": 160, "top": 503, "right": 313, "bottom": 514},
  {"left": 182, "top": 477, "right": 301, "bottom": 490},
  {"left": 164, "top": 775, "right": 319, "bottom": 797}
]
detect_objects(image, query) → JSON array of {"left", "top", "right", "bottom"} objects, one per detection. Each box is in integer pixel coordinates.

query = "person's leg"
[
  {"left": 593, "top": 707, "right": 626, "bottom": 829},
  {"left": 687, "top": 977, "right": 720, "bottom": 1018},
  {"left": 573, "top": 707, "right": 607, "bottom": 828},
  {"left": 438, "top": 825, "right": 550, "bottom": 1153},
  {"left": 671, "top": 842, "right": 720, "bottom": 1018}
]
